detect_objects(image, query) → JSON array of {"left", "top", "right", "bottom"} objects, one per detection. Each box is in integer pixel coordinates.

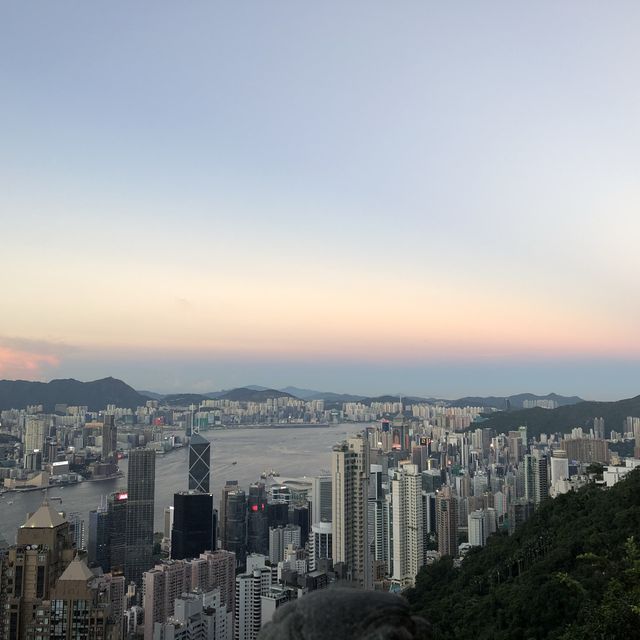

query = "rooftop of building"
[
  {"left": 21, "top": 498, "right": 67, "bottom": 529},
  {"left": 58, "top": 555, "right": 95, "bottom": 582}
]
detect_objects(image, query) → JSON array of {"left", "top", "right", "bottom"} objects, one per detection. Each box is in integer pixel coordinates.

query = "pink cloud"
[{"left": 0, "top": 346, "right": 60, "bottom": 379}]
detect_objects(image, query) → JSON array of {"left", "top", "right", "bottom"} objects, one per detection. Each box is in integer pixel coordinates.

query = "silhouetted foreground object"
[{"left": 258, "top": 588, "right": 431, "bottom": 640}]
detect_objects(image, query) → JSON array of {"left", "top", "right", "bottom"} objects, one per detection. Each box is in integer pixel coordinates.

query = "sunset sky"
[{"left": 2, "top": 2, "right": 640, "bottom": 398}]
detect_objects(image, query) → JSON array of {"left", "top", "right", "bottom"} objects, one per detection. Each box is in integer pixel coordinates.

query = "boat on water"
[{"left": 232, "top": 461, "right": 238, "bottom": 465}]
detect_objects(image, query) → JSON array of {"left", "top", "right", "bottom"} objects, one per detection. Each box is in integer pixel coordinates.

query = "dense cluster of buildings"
[{"left": 2, "top": 394, "right": 640, "bottom": 639}]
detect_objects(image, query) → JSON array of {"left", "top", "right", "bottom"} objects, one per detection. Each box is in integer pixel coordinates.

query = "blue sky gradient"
[{"left": 2, "top": 2, "right": 640, "bottom": 397}]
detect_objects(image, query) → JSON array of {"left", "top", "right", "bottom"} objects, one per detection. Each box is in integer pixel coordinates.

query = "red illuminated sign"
[{"left": 117, "top": 492, "right": 128, "bottom": 501}]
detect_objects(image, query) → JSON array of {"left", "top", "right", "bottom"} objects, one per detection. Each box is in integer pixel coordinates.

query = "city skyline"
[{"left": 3, "top": 2, "right": 640, "bottom": 397}]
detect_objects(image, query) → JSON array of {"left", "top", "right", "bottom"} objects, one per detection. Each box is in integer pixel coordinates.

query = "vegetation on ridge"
[
  {"left": 407, "top": 470, "right": 640, "bottom": 640},
  {"left": 476, "top": 394, "right": 640, "bottom": 440}
]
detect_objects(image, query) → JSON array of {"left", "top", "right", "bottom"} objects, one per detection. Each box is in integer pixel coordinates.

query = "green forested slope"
[
  {"left": 476, "top": 394, "right": 640, "bottom": 439},
  {"left": 407, "top": 470, "right": 640, "bottom": 639}
]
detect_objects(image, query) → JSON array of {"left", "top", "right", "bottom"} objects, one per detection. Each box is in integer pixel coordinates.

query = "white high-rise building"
[
  {"left": 332, "top": 434, "right": 372, "bottom": 589},
  {"left": 268, "top": 525, "right": 301, "bottom": 564},
  {"left": 24, "top": 417, "right": 47, "bottom": 455},
  {"left": 550, "top": 450, "right": 569, "bottom": 486},
  {"left": 234, "top": 567, "right": 272, "bottom": 640},
  {"left": 309, "top": 522, "right": 332, "bottom": 571},
  {"left": 468, "top": 510, "right": 487, "bottom": 547},
  {"left": 391, "top": 463, "right": 423, "bottom": 588}
]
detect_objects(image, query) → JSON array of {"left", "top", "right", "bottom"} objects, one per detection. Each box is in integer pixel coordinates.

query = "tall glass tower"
[
  {"left": 188, "top": 433, "right": 211, "bottom": 493},
  {"left": 125, "top": 448, "right": 155, "bottom": 587}
]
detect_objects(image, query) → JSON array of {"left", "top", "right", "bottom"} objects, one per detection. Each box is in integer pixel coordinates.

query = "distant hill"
[
  {"left": 137, "top": 389, "right": 165, "bottom": 400},
  {"left": 277, "top": 388, "right": 584, "bottom": 409},
  {"left": 0, "top": 377, "right": 150, "bottom": 412},
  {"left": 217, "top": 387, "right": 296, "bottom": 402},
  {"left": 280, "top": 386, "right": 366, "bottom": 402},
  {"left": 408, "top": 469, "right": 640, "bottom": 639},
  {"left": 161, "top": 393, "right": 212, "bottom": 407},
  {"left": 477, "top": 394, "right": 640, "bottom": 439},
  {"left": 362, "top": 394, "right": 428, "bottom": 405},
  {"left": 279, "top": 386, "right": 325, "bottom": 400},
  {"left": 142, "top": 384, "right": 585, "bottom": 409},
  {"left": 449, "top": 392, "right": 584, "bottom": 410}
]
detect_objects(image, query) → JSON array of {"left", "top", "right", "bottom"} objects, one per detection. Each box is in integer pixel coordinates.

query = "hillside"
[
  {"left": 449, "top": 392, "right": 584, "bottom": 410},
  {"left": 217, "top": 387, "right": 295, "bottom": 402},
  {"left": 0, "top": 377, "right": 150, "bottom": 411},
  {"left": 408, "top": 470, "right": 640, "bottom": 639},
  {"left": 161, "top": 393, "right": 212, "bottom": 407},
  {"left": 279, "top": 386, "right": 366, "bottom": 402},
  {"left": 477, "top": 394, "right": 640, "bottom": 439}
]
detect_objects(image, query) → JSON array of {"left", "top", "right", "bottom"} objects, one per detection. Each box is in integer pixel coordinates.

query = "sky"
[{"left": 1, "top": 1, "right": 640, "bottom": 399}]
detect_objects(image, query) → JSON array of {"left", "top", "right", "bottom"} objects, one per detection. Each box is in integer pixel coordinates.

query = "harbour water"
[{"left": 0, "top": 423, "right": 367, "bottom": 544}]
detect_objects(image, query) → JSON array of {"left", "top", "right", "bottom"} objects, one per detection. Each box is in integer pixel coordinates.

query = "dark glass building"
[
  {"left": 267, "top": 501, "right": 289, "bottom": 529},
  {"left": 125, "top": 448, "right": 155, "bottom": 586},
  {"left": 247, "top": 482, "right": 269, "bottom": 555},
  {"left": 87, "top": 508, "right": 110, "bottom": 571},
  {"left": 188, "top": 433, "right": 211, "bottom": 493},
  {"left": 171, "top": 491, "right": 217, "bottom": 560},
  {"left": 108, "top": 491, "right": 128, "bottom": 573},
  {"left": 289, "top": 504, "right": 310, "bottom": 547},
  {"left": 220, "top": 481, "right": 247, "bottom": 569}
]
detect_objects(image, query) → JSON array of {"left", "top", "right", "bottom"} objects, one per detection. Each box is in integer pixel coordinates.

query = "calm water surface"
[{"left": 0, "top": 423, "right": 367, "bottom": 543}]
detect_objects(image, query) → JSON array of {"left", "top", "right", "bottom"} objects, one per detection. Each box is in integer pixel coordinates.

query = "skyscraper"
[
  {"left": 332, "top": 434, "right": 372, "bottom": 589},
  {"left": 468, "top": 509, "right": 487, "bottom": 547},
  {"left": 102, "top": 413, "right": 117, "bottom": 462},
  {"left": 1, "top": 499, "right": 75, "bottom": 640},
  {"left": 289, "top": 504, "right": 310, "bottom": 547},
  {"left": 142, "top": 551, "right": 235, "bottom": 640},
  {"left": 24, "top": 416, "right": 46, "bottom": 455},
  {"left": 67, "top": 511, "right": 86, "bottom": 551},
  {"left": 188, "top": 432, "right": 211, "bottom": 493},
  {"left": 309, "top": 522, "right": 332, "bottom": 571},
  {"left": 50, "top": 556, "right": 117, "bottom": 639},
  {"left": 247, "top": 482, "right": 269, "bottom": 555},
  {"left": 391, "top": 463, "right": 423, "bottom": 588},
  {"left": 436, "top": 486, "right": 458, "bottom": 557},
  {"left": 220, "top": 482, "right": 247, "bottom": 569},
  {"left": 550, "top": 450, "right": 569, "bottom": 487},
  {"left": 125, "top": 448, "right": 156, "bottom": 587},
  {"left": 268, "top": 525, "right": 301, "bottom": 564},
  {"left": 171, "top": 491, "right": 216, "bottom": 560},
  {"left": 88, "top": 507, "right": 110, "bottom": 571},
  {"left": 524, "top": 454, "right": 549, "bottom": 504},
  {"left": 108, "top": 491, "right": 128, "bottom": 574},
  {"left": 369, "top": 464, "right": 391, "bottom": 575},
  {"left": 235, "top": 565, "right": 272, "bottom": 640},
  {"left": 311, "top": 475, "right": 332, "bottom": 525}
]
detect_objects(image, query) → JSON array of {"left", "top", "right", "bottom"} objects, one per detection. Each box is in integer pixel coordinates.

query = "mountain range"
[
  {"left": 0, "top": 377, "right": 599, "bottom": 424},
  {"left": 477, "top": 394, "right": 640, "bottom": 440},
  {"left": 0, "top": 377, "right": 148, "bottom": 412}
]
